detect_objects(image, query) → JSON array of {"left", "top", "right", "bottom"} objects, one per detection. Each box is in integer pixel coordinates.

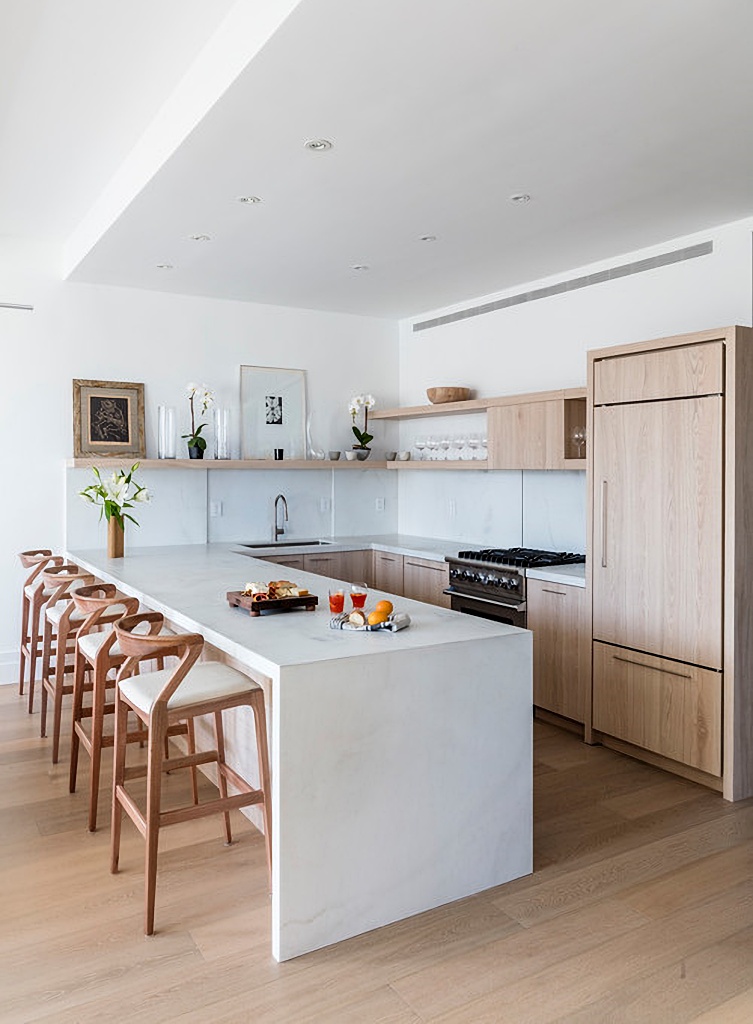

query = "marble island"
[{"left": 68, "top": 543, "right": 533, "bottom": 961}]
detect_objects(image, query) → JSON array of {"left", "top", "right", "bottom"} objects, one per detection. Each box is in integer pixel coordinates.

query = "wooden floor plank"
[{"left": 3, "top": 686, "right": 753, "bottom": 1023}]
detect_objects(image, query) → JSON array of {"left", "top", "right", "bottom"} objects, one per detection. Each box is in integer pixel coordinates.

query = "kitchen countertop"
[{"left": 235, "top": 534, "right": 587, "bottom": 587}]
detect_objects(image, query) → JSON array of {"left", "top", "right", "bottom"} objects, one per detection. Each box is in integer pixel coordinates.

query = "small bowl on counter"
[
  {"left": 328, "top": 451, "right": 341, "bottom": 460},
  {"left": 397, "top": 451, "right": 411, "bottom": 461},
  {"left": 426, "top": 386, "right": 472, "bottom": 404}
]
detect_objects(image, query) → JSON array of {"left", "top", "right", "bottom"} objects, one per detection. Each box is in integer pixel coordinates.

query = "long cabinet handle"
[
  {"left": 613, "top": 654, "right": 692, "bottom": 679},
  {"left": 541, "top": 588, "right": 566, "bottom": 596},
  {"left": 601, "top": 480, "right": 608, "bottom": 568}
]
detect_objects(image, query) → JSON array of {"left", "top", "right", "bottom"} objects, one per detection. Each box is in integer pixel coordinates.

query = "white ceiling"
[{"left": 5, "top": 0, "right": 753, "bottom": 318}]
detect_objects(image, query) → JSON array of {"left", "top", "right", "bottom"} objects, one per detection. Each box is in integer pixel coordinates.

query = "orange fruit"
[
  {"left": 368, "top": 609, "right": 389, "bottom": 626},
  {"left": 374, "top": 599, "right": 393, "bottom": 616}
]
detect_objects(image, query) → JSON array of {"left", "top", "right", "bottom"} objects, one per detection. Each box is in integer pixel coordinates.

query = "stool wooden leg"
[
  {"left": 69, "top": 648, "right": 87, "bottom": 794},
  {"left": 144, "top": 712, "right": 166, "bottom": 937},
  {"left": 186, "top": 719, "right": 199, "bottom": 806},
  {"left": 110, "top": 693, "right": 128, "bottom": 876},
  {"left": 87, "top": 656, "right": 108, "bottom": 832},
  {"left": 213, "top": 711, "right": 232, "bottom": 845},
  {"left": 39, "top": 619, "right": 53, "bottom": 732},
  {"left": 18, "top": 596, "right": 30, "bottom": 696},
  {"left": 252, "top": 692, "right": 272, "bottom": 878},
  {"left": 27, "top": 600, "right": 43, "bottom": 713},
  {"left": 50, "top": 633, "right": 69, "bottom": 764}
]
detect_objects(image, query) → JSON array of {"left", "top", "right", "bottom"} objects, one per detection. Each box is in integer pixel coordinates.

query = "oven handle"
[{"left": 443, "top": 589, "right": 526, "bottom": 613}]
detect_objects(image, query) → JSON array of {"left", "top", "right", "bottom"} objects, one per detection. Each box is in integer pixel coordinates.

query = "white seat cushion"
[
  {"left": 24, "top": 582, "right": 54, "bottom": 600},
  {"left": 119, "top": 661, "right": 258, "bottom": 715},
  {"left": 78, "top": 624, "right": 174, "bottom": 662},
  {"left": 45, "top": 603, "right": 88, "bottom": 626}
]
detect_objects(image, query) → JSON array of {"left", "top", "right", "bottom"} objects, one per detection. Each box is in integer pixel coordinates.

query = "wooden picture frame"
[{"left": 72, "top": 379, "right": 146, "bottom": 458}]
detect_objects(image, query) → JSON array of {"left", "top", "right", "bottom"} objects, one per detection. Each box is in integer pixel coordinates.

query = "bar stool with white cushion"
[
  {"left": 111, "top": 611, "right": 272, "bottom": 936},
  {"left": 18, "top": 550, "right": 62, "bottom": 704},
  {"left": 40, "top": 563, "right": 97, "bottom": 762}
]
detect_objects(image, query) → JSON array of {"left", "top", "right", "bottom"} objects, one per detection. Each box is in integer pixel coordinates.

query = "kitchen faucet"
[{"left": 273, "top": 493, "right": 288, "bottom": 542}]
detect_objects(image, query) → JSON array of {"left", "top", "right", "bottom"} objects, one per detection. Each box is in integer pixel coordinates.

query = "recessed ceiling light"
[
  {"left": 156, "top": 263, "right": 174, "bottom": 269},
  {"left": 189, "top": 234, "right": 211, "bottom": 242},
  {"left": 420, "top": 234, "right": 438, "bottom": 242},
  {"left": 351, "top": 264, "right": 369, "bottom": 272},
  {"left": 509, "top": 193, "right": 531, "bottom": 204},
  {"left": 237, "top": 195, "right": 262, "bottom": 204},
  {"left": 304, "top": 138, "right": 333, "bottom": 152}
]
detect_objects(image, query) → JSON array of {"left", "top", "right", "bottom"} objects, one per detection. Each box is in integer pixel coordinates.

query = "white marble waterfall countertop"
[
  {"left": 67, "top": 542, "right": 532, "bottom": 963},
  {"left": 68, "top": 543, "right": 525, "bottom": 676}
]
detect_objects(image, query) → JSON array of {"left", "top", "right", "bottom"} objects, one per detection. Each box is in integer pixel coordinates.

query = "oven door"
[{"left": 444, "top": 590, "right": 526, "bottom": 628}]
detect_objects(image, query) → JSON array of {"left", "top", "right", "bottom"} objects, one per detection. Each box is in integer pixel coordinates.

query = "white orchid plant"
[
  {"left": 79, "top": 463, "right": 150, "bottom": 529},
  {"left": 349, "top": 393, "right": 376, "bottom": 449},
  {"left": 182, "top": 382, "right": 215, "bottom": 451}
]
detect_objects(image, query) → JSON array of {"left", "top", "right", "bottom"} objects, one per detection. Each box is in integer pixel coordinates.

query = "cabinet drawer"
[
  {"left": 594, "top": 341, "right": 723, "bottom": 405},
  {"left": 593, "top": 641, "right": 721, "bottom": 776},
  {"left": 403, "top": 556, "right": 450, "bottom": 608}
]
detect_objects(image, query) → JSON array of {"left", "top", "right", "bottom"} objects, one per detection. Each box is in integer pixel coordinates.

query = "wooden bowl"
[{"left": 426, "top": 386, "right": 472, "bottom": 405}]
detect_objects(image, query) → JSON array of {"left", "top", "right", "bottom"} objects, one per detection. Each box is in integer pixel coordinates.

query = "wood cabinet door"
[
  {"left": 402, "top": 557, "right": 450, "bottom": 608},
  {"left": 592, "top": 396, "right": 723, "bottom": 669},
  {"left": 593, "top": 641, "right": 722, "bottom": 776},
  {"left": 594, "top": 341, "right": 723, "bottom": 405},
  {"left": 337, "top": 550, "right": 373, "bottom": 587},
  {"left": 261, "top": 554, "right": 305, "bottom": 570},
  {"left": 374, "top": 551, "right": 404, "bottom": 594},
  {"left": 488, "top": 401, "right": 562, "bottom": 469},
  {"left": 527, "top": 579, "right": 589, "bottom": 723},
  {"left": 303, "top": 552, "right": 342, "bottom": 577}
]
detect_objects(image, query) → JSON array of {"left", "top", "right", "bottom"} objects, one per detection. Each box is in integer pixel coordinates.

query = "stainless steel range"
[{"left": 444, "top": 547, "right": 586, "bottom": 627}]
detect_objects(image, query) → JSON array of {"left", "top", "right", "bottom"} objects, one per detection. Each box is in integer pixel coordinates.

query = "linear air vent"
[
  {"left": 0, "top": 302, "right": 34, "bottom": 311},
  {"left": 412, "top": 240, "right": 713, "bottom": 332}
]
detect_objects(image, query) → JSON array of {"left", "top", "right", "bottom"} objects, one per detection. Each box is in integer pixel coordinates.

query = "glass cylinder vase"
[
  {"left": 157, "top": 406, "right": 176, "bottom": 459},
  {"left": 214, "top": 408, "right": 231, "bottom": 460}
]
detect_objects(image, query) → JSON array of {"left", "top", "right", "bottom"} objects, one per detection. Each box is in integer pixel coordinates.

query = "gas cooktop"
[{"left": 455, "top": 547, "right": 586, "bottom": 569}]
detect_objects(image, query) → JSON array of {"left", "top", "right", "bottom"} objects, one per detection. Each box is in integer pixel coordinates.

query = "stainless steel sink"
[{"left": 240, "top": 539, "right": 332, "bottom": 549}]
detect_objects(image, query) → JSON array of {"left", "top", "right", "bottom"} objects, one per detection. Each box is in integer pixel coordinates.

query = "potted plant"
[
  {"left": 182, "top": 382, "right": 214, "bottom": 458},
  {"left": 79, "top": 463, "right": 150, "bottom": 557},
  {"left": 349, "top": 393, "right": 375, "bottom": 459}
]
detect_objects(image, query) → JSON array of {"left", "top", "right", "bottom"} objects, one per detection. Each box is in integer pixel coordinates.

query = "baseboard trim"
[{"left": 0, "top": 648, "right": 18, "bottom": 686}]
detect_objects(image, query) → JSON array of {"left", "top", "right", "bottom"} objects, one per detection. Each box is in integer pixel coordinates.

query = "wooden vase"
[{"left": 107, "top": 517, "right": 125, "bottom": 559}]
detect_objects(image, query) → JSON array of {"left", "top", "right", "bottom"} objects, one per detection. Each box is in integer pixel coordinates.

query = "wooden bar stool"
[
  {"left": 69, "top": 583, "right": 140, "bottom": 831},
  {"left": 111, "top": 612, "right": 272, "bottom": 936},
  {"left": 69, "top": 585, "right": 184, "bottom": 831},
  {"left": 18, "top": 549, "right": 62, "bottom": 702},
  {"left": 40, "top": 563, "right": 97, "bottom": 762}
]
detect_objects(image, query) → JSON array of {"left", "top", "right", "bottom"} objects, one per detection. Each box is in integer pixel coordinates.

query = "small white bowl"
[
  {"left": 397, "top": 451, "right": 411, "bottom": 461},
  {"left": 344, "top": 451, "right": 358, "bottom": 461},
  {"left": 328, "top": 451, "right": 341, "bottom": 460},
  {"left": 385, "top": 451, "right": 397, "bottom": 461}
]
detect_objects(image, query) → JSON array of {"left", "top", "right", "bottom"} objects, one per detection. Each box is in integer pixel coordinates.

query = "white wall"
[
  {"left": 2, "top": 239, "right": 398, "bottom": 680},
  {"left": 396, "top": 217, "right": 753, "bottom": 547}
]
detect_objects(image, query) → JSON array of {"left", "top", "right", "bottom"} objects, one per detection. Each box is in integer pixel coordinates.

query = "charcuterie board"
[{"left": 227, "top": 590, "right": 318, "bottom": 617}]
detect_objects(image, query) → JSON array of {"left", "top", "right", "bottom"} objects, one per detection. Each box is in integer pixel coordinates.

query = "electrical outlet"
[
  {"left": 209, "top": 501, "right": 223, "bottom": 518},
  {"left": 375, "top": 497, "right": 385, "bottom": 512},
  {"left": 319, "top": 497, "right": 330, "bottom": 513},
  {"left": 448, "top": 499, "right": 457, "bottom": 518}
]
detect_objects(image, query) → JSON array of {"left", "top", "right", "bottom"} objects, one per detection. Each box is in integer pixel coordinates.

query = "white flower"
[
  {"left": 349, "top": 394, "right": 365, "bottom": 409},
  {"left": 362, "top": 394, "right": 376, "bottom": 410},
  {"left": 199, "top": 386, "right": 214, "bottom": 413},
  {"left": 186, "top": 382, "right": 199, "bottom": 397},
  {"left": 132, "top": 487, "right": 151, "bottom": 504}
]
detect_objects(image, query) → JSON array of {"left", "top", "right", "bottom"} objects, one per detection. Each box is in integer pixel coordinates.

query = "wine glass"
[
  {"left": 467, "top": 434, "right": 481, "bottom": 460},
  {"left": 438, "top": 435, "right": 451, "bottom": 461},
  {"left": 414, "top": 437, "right": 427, "bottom": 461},
  {"left": 426, "top": 436, "right": 439, "bottom": 460},
  {"left": 454, "top": 434, "right": 468, "bottom": 460},
  {"left": 571, "top": 427, "right": 586, "bottom": 458}
]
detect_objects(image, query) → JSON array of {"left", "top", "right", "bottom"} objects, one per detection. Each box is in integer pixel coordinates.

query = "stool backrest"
[
  {"left": 19, "top": 551, "right": 62, "bottom": 587},
  {"left": 115, "top": 612, "right": 204, "bottom": 710},
  {"left": 42, "top": 564, "right": 96, "bottom": 610},
  {"left": 72, "top": 583, "right": 139, "bottom": 635}
]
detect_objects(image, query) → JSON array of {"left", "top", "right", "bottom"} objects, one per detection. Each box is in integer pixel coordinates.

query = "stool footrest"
[{"left": 160, "top": 790, "right": 264, "bottom": 829}]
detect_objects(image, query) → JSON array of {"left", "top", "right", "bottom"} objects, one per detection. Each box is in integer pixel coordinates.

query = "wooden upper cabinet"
[
  {"left": 592, "top": 395, "right": 723, "bottom": 669},
  {"left": 488, "top": 394, "right": 586, "bottom": 470},
  {"left": 593, "top": 341, "right": 724, "bottom": 405}
]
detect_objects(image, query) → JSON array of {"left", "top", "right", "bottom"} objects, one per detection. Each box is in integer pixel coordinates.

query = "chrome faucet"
[{"left": 273, "top": 493, "right": 289, "bottom": 542}]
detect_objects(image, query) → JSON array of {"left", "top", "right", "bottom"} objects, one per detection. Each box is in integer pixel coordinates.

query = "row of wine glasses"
[{"left": 411, "top": 434, "right": 488, "bottom": 460}]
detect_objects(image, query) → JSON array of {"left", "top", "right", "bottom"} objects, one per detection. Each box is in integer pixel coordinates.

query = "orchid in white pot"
[
  {"left": 182, "top": 382, "right": 214, "bottom": 457},
  {"left": 349, "top": 393, "right": 376, "bottom": 452}
]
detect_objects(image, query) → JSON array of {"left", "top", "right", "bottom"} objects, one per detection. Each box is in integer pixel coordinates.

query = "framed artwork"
[
  {"left": 72, "top": 379, "right": 146, "bottom": 458},
  {"left": 240, "top": 366, "right": 307, "bottom": 459}
]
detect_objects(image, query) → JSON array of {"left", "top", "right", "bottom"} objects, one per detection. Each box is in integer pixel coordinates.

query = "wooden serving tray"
[{"left": 227, "top": 591, "right": 318, "bottom": 617}]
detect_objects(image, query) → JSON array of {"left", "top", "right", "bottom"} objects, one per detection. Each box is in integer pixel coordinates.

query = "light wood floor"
[{"left": 2, "top": 686, "right": 753, "bottom": 1024}]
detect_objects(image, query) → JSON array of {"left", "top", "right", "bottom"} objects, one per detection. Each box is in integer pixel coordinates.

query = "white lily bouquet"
[{"left": 80, "top": 463, "right": 150, "bottom": 529}]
